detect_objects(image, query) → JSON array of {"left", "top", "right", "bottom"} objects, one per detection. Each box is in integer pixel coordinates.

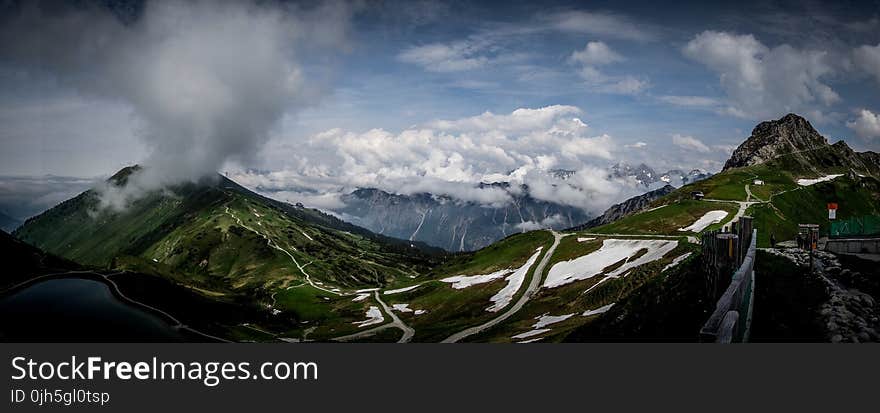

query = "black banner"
[{"left": 1, "top": 344, "right": 876, "bottom": 412}]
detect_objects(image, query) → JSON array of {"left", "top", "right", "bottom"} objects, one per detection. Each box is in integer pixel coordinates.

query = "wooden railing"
[{"left": 700, "top": 228, "right": 757, "bottom": 343}]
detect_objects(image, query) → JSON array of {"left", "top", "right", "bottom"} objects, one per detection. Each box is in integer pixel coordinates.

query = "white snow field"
[
  {"left": 485, "top": 248, "right": 543, "bottom": 312},
  {"left": 533, "top": 313, "right": 575, "bottom": 329},
  {"left": 797, "top": 174, "right": 843, "bottom": 186},
  {"left": 384, "top": 284, "right": 422, "bottom": 295},
  {"left": 353, "top": 306, "right": 384, "bottom": 327},
  {"left": 582, "top": 303, "right": 615, "bottom": 317},
  {"left": 678, "top": 210, "right": 728, "bottom": 232},
  {"left": 392, "top": 303, "right": 413, "bottom": 313},
  {"left": 662, "top": 252, "right": 692, "bottom": 272},
  {"left": 544, "top": 239, "right": 678, "bottom": 288},
  {"left": 441, "top": 268, "right": 512, "bottom": 289},
  {"left": 511, "top": 329, "right": 550, "bottom": 339}
]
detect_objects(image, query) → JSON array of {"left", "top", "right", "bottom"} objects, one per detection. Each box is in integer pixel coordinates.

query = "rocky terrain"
[
  {"left": 724, "top": 113, "right": 880, "bottom": 178},
  {"left": 763, "top": 248, "right": 879, "bottom": 343}
]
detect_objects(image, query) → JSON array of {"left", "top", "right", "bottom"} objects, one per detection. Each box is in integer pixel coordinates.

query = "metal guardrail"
[{"left": 700, "top": 229, "right": 757, "bottom": 343}]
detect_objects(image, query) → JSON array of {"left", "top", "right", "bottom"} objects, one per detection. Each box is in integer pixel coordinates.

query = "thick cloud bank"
[
  {"left": 234, "top": 105, "right": 647, "bottom": 215},
  {"left": 0, "top": 0, "right": 352, "bottom": 209}
]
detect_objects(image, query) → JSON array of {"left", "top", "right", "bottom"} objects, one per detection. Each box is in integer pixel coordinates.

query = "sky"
[{"left": 1, "top": 0, "right": 879, "bottom": 217}]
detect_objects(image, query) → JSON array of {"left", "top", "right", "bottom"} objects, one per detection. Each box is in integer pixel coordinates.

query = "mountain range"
[
  {"left": 609, "top": 163, "right": 712, "bottom": 188},
  {"left": 6, "top": 113, "right": 880, "bottom": 343},
  {"left": 334, "top": 184, "right": 590, "bottom": 252}
]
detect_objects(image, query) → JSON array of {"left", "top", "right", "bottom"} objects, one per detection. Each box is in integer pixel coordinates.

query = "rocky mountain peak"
[{"left": 724, "top": 113, "right": 829, "bottom": 170}]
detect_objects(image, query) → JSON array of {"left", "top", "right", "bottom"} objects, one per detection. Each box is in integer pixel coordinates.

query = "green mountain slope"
[{"left": 14, "top": 167, "right": 439, "bottom": 296}]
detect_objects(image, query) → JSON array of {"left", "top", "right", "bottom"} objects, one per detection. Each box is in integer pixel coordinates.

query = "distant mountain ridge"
[
  {"left": 335, "top": 186, "right": 591, "bottom": 251},
  {"left": 0, "top": 210, "right": 20, "bottom": 233},
  {"left": 608, "top": 163, "right": 711, "bottom": 188}
]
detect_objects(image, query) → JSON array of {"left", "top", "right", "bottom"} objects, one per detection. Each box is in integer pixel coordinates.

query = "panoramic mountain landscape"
[
  {"left": 1, "top": 0, "right": 879, "bottom": 345},
  {"left": 5, "top": 113, "right": 878, "bottom": 342}
]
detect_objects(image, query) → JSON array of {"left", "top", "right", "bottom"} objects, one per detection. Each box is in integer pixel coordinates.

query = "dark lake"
[{"left": 0, "top": 277, "right": 187, "bottom": 342}]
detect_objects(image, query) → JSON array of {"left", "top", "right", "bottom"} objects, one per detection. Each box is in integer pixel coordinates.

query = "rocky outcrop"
[
  {"left": 568, "top": 184, "right": 675, "bottom": 231},
  {"left": 724, "top": 113, "right": 828, "bottom": 170}
]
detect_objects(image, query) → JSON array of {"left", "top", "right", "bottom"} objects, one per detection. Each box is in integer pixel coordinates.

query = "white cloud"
[
  {"left": 847, "top": 109, "right": 880, "bottom": 140},
  {"left": 0, "top": 0, "right": 354, "bottom": 210},
  {"left": 570, "top": 41, "right": 623, "bottom": 66},
  {"left": 853, "top": 43, "right": 880, "bottom": 84},
  {"left": 235, "top": 106, "right": 646, "bottom": 214},
  {"left": 625, "top": 142, "right": 648, "bottom": 149},
  {"left": 398, "top": 40, "right": 489, "bottom": 72},
  {"left": 569, "top": 42, "right": 647, "bottom": 95},
  {"left": 658, "top": 95, "right": 721, "bottom": 108},
  {"left": 547, "top": 11, "right": 655, "bottom": 41},
  {"left": 515, "top": 214, "right": 565, "bottom": 232},
  {"left": 683, "top": 31, "right": 840, "bottom": 119},
  {"left": 672, "top": 134, "right": 711, "bottom": 152}
]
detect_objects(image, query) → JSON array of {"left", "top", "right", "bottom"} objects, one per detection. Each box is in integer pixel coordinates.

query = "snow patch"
[
  {"left": 352, "top": 293, "right": 370, "bottom": 302},
  {"left": 353, "top": 306, "right": 384, "bottom": 328},
  {"left": 662, "top": 252, "right": 693, "bottom": 272},
  {"left": 486, "top": 248, "right": 543, "bottom": 312},
  {"left": 517, "top": 337, "right": 544, "bottom": 343},
  {"left": 678, "top": 210, "right": 728, "bottom": 232},
  {"left": 582, "top": 303, "right": 615, "bottom": 317},
  {"left": 797, "top": 174, "right": 843, "bottom": 186},
  {"left": 577, "top": 237, "right": 596, "bottom": 242},
  {"left": 392, "top": 303, "right": 413, "bottom": 313},
  {"left": 355, "top": 288, "right": 379, "bottom": 293},
  {"left": 414, "top": 309, "right": 427, "bottom": 315},
  {"left": 512, "top": 329, "right": 550, "bottom": 339},
  {"left": 544, "top": 239, "right": 678, "bottom": 288},
  {"left": 384, "top": 284, "right": 422, "bottom": 295},
  {"left": 299, "top": 229, "right": 314, "bottom": 241},
  {"left": 533, "top": 313, "right": 575, "bottom": 329},
  {"left": 441, "top": 268, "right": 512, "bottom": 289}
]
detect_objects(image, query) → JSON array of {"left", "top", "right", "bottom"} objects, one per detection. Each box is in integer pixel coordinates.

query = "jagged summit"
[{"left": 724, "top": 113, "right": 828, "bottom": 170}]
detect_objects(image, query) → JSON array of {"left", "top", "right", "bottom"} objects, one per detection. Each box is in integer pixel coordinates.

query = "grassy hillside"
[
  {"left": 14, "top": 171, "right": 438, "bottom": 297},
  {"left": 747, "top": 176, "right": 880, "bottom": 247},
  {"left": 591, "top": 200, "right": 738, "bottom": 235}
]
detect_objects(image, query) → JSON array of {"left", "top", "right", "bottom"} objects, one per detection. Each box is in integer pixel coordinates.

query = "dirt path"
[{"left": 333, "top": 291, "right": 414, "bottom": 343}]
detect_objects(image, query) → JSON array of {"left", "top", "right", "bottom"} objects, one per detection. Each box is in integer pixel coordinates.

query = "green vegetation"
[
  {"left": 749, "top": 251, "right": 827, "bottom": 342},
  {"left": 591, "top": 200, "right": 738, "bottom": 235},
  {"left": 386, "top": 231, "right": 554, "bottom": 342},
  {"left": 748, "top": 176, "right": 880, "bottom": 247},
  {"left": 563, "top": 250, "right": 711, "bottom": 342},
  {"left": 469, "top": 237, "right": 698, "bottom": 342}
]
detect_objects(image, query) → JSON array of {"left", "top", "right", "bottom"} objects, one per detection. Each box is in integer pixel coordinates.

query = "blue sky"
[
  {"left": 275, "top": 0, "right": 880, "bottom": 175},
  {"left": 1, "top": 0, "right": 879, "bottom": 213}
]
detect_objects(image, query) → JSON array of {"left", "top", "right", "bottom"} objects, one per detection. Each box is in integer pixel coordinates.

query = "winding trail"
[
  {"left": 225, "top": 206, "right": 341, "bottom": 296},
  {"left": 441, "top": 230, "right": 566, "bottom": 343},
  {"left": 225, "top": 205, "right": 417, "bottom": 341},
  {"left": 333, "top": 291, "right": 414, "bottom": 343}
]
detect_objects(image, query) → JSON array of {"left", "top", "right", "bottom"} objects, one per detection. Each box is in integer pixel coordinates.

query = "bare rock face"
[{"left": 723, "top": 113, "right": 828, "bottom": 170}]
